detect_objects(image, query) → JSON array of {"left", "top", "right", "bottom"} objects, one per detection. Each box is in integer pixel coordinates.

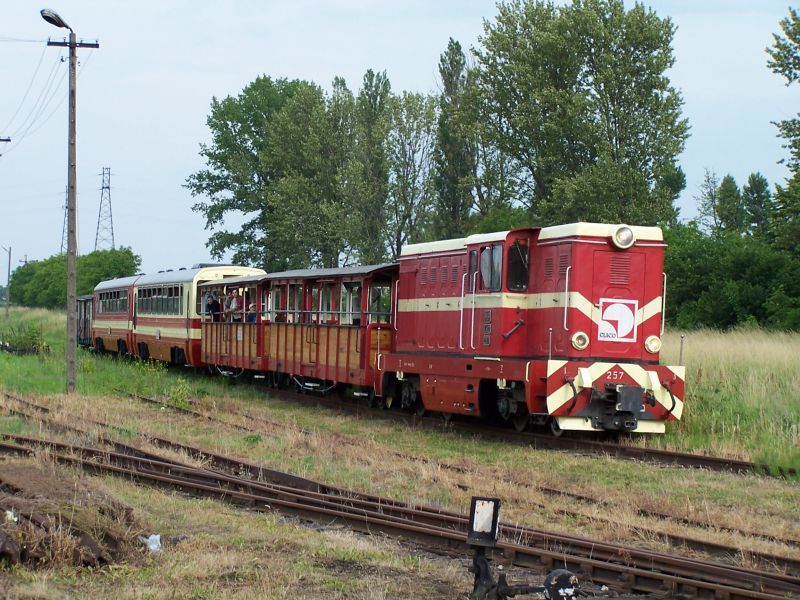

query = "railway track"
[
  {"left": 1, "top": 392, "right": 799, "bottom": 598},
  {"left": 1, "top": 432, "right": 798, "bottom": 599},
  {"left": 251, "top": 383, "right": 798, "bottom": 478},
  {"left": 3, "top": 390, "right": 797, "bottom": 578}
]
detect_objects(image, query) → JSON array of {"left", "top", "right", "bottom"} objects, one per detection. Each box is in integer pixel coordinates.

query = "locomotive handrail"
[
  {"left": 392, "top": 280, "right": 399, "bottom": 332},
  {"left": 661, "top": 272, "right": 667, "bottom": 336},
  {"left": 563, "top": 266, "right": 572, "bottom": 331},
  {"left": 458, "top": 272, "right": 467, "bottom": 350},
  {"left": 470, "top": 272, "right": 478, "bottom": 350}
]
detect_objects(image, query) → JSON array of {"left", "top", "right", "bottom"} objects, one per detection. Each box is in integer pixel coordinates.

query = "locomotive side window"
[
  {"left": 467, "top": 250, "right": 478, "bottom": 292},
  {"left": 507, "top": 240, "right": 529, "bottom": 292},
  {"left": 479, "top": 244, "right": 503, "bottom": 291}
]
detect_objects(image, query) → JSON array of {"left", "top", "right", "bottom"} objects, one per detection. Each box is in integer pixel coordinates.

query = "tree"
[
  {"left": 741, "top": 172, "right": 772, "bottom": 238},
  {"left": 349, "top": 70, "right": 393, "bottom": 264},
  {"left": 433, "top": 39, "right": 475, "bottom": 239},
  {"left": 716, "top": 174, "right": 747, "bottom": 234},
  {"left": 187, "top": 77, "right": 353, "bottom": 270},
  {"left": 664, "top": 224, "right": 800, "bottom": 330},
  {"left": 771, "top": 173, "right": 800, "bottom": 258},
  {"left": 474, "top": 0, "right": 688, "bottom": 225},
  {"left": 695, "top": 170, "right": 722, "bottom": 235},
  {"left": 768, "top": 7, "right": 800, "bottom": 172},
  {"left": 385, "top": 92, "right": 437, "bottom": 259}
]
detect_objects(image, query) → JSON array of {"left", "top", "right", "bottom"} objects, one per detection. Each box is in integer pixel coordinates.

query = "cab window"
[
  {"left": 506, "top": 240, "right": 529, "bottom": 292},
  {"left": 479, "top": 244, "right": 503, "bottom": 291}
]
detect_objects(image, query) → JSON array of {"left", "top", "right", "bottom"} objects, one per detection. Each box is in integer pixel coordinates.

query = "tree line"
[
  {"left": 184, "top": 0, "right": 800, "bottom": 331},
  {"left": 8, "top": 248, "right": 140, "bottom": 309},
  {"left": 665, "top": 7, "right": 800, "bottom": 331},
  {"left": 5, "top": 1, "right": 799, "bottom": 331},
  {"left": 186, "top": 0, "right": 688, "bottom": 271}
]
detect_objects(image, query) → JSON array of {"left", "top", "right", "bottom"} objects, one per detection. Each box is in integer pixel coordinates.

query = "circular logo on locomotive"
[{"left": 598, "top": 298, "right": 638, "bottom": 342}]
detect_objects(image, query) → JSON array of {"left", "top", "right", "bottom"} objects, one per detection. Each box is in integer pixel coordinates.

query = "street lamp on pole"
[{"left": 41, "top": 9, "right": 99, "bottom": 394}]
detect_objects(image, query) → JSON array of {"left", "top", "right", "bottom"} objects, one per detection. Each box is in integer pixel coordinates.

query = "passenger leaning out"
[{"left": 229, "top": 289, "right": 243, "bottom": 322}]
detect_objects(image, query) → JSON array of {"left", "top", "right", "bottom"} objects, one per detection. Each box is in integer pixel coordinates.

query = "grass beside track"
[{"left": 658, "top": 328, "right": 800, "bottom": 471}]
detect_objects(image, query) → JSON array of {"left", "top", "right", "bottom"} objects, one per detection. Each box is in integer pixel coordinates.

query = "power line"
[
  {"left": 8, "top": 49, "right": 65, "bottom": 139},
  {"left": 1, "top": 43, "right": 48, "bottom": 132},
  {"left": 0, "top": 37, "right": 48, "bottom": 43},
  {"left": 1, "top": 49, "right": 96, "bottom": 157}
]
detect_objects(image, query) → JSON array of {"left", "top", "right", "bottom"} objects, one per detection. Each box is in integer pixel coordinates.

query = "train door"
[
  {"left": 467, "top": 243, "right": 502, "bottom": 352},
  {"left": 305, "top": 284, "right": 319, "bottom": 375}
]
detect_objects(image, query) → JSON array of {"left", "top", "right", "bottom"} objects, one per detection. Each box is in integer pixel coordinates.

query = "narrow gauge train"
[{"left": 81, "top": 223, "right": 685, "bottom": 434}]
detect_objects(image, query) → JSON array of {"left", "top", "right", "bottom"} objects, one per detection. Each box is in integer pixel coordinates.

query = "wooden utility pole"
[{"left": 42, "top": 9, "right": 99, "bottom": 393}]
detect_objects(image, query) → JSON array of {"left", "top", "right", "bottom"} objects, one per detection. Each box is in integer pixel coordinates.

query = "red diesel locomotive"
[
  {"left": 384, "top": 223, "right": 683, "bottom": 434},
  {"left": 84, "top": 222, "right": 684, "bottom": 434}
]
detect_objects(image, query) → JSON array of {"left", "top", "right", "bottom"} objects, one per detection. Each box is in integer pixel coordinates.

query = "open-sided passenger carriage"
[{"left": 199, "top": 265, "right": 397, "bottom": 399}]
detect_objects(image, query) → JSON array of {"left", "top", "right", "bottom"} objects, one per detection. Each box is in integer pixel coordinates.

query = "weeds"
[{"left": 0, "top": 322, "right": 50, "bottom": 355}]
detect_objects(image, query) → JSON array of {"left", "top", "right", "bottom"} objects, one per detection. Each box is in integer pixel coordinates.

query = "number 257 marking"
[{"left": 606, "top": 370, "right": 625, "bottom": 381}]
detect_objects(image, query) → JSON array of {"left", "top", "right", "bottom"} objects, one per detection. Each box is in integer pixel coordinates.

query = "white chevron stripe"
[{"left": 546, "top": 361, "right": 684, "bottom": 418}]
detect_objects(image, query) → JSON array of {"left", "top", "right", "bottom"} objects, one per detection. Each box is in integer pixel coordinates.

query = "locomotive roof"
[
  {"left": 400, "top": 222, "right": 664, "bottom": 257},
  {"left": 401, "top": 231, "right": 509, "bottom": 257},
  {"left": 264, "top": 263, "right": 397, "bottom": 282},
  {"left": 538, "top": 222, "right": 663, "bottom": 241}
]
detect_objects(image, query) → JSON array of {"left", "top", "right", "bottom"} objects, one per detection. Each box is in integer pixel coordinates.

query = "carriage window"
[
  {"left": 507, "top": 240, "right": 529, "bottom": 292},
  {"left": 261, "top": 288, "right": 271, "bottom": 320},
  {"left": 479, "top": 244, "right": 503, "bottom": 291},
  {"left": 340, "top": 283, "right": 361, "bottom": 325},
  {"left": 271, "top": 286, "right": 284, "bottom": 321},
  {"left": 320, "top": 285, "right": 335, "bottom": 322},
  {"left": 368, "top": 283, "right": 391, "bottom": 324},
  {"left": 288, "top": 284, "right": 302, "bottom": 323}
]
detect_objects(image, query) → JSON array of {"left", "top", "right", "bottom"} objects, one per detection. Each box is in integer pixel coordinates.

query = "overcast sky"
[{"left": 0, "top": 0, "right": 796, "bottom": 276}]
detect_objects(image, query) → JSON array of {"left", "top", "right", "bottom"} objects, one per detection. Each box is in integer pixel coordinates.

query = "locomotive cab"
[{"left": 537, "top": 224, "right": 683, "bottom": 433}]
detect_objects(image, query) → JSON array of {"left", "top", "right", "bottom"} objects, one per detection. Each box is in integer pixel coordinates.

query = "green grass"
[
  {"left": 1, "top": 308, "right": 798, "bottom": 474},
  {"left": 658, "top": 328, "right": 800, "bottom": 473}
]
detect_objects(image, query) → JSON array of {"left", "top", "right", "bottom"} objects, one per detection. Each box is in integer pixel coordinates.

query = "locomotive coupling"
[{"left": 588, "top": 383, "right": 646, "bottom": 432}]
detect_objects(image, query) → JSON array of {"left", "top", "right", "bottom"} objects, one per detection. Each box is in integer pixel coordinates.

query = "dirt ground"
[
  {"left": 0, "top": 458, "right": 140, "bottom": 568},
  {"left": 0, "top": 455, "right": 649, "bottom": 599}
]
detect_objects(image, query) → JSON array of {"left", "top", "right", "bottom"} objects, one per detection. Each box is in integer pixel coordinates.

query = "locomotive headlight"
[
  {"left": 571, "top": 331, "right": 590, "bottom": 350},
  {"left": 612, "top": 225, "right": 635, "bottom": 249},
  {"left": 644, "top": 335, "right": 662, "bottom": 354}
]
